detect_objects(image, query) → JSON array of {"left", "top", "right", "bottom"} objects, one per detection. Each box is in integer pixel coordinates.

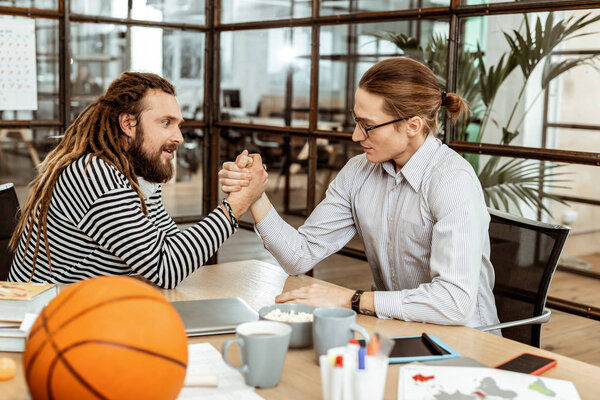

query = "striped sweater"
[{"left": 9, "top": 155, "right": 235, "bottom": 288}]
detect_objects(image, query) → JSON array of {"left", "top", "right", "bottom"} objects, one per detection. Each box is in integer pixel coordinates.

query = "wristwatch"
[{"left": 351, "top": 290, "right": 364, "bottom": 313}]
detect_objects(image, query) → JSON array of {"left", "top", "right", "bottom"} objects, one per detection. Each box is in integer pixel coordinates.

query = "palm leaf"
[
  {"left": 478, "top": 157, "right": 570, "bottom": 216},
  {"left": 504, "top": 13, "right": 600, "bottom": 80},
  {"left": 369, "top": 11, "right": 597, "bottom": 219},
  {"left": 424, "top": 33, "right": 449, "bottom": 76},
  {"left": 476, "top": 47, "right": 516, "bottom": 107},
  {"left": 542, "top": 55, "right": 600, "bottom": 89},
  {"left": 562, "top": 13, "right": 600, "bottom": 38}
]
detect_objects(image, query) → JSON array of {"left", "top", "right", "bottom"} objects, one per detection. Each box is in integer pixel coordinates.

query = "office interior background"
[{"left": 1, "top": 0, "right": 599, "bottom": 363}]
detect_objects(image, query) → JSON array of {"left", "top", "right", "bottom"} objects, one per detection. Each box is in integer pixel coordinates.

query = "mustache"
[{"left": 162, "top": 144, "right": 178, "bottom": 152}]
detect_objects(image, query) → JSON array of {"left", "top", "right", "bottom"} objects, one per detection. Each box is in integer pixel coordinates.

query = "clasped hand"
[
  {"left": 220, "top": 150, "right": 268, "bottom": 207},
  {"left": 219, "top": 149, "right": 258, "bottom": 193}
]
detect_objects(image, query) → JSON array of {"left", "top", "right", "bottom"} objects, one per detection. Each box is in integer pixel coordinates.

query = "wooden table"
[{"left": 2, "top": 260, "right": 599, "bottom": 399}]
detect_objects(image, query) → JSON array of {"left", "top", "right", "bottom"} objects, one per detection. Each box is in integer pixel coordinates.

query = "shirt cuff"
[
  {"left": 254, "top": 206, "right": 283, "bottom": 246},
  {"left": 373, "top": 290, "right": 404, "bottom": 320}
]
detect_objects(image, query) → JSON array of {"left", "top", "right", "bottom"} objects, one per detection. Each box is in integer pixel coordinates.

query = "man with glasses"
[
  {"left": 350, "top": 109, "right": 410, "bottom": 137},
  {"left": 219, "top": 58, "right": 499, "bottom": 328}
]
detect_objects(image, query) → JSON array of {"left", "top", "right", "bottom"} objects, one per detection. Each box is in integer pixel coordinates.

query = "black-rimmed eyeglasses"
[{"left": 350, "top": 109, "right": 410, "bottom": 138}]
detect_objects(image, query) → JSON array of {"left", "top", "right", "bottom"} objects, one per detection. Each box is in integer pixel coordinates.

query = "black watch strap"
[{"left": 351, "top": 289, "right": 364, "bottom": 313}]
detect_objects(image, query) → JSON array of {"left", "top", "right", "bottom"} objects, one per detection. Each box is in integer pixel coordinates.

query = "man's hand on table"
[{"left": 275, "top": 283, "right": 355, "bottom": 308}]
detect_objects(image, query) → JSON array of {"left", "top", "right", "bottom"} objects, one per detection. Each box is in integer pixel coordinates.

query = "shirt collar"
[
  {"left": 400, "top": 134, "right": 440, "bottom": 192},
  {"left": 137, "top": 177, "right": 161, "bottom": 197}
]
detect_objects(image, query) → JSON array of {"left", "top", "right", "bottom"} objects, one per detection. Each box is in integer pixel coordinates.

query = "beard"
[{"left": 127, "top": 124, "right": 175, "bottom": 183}]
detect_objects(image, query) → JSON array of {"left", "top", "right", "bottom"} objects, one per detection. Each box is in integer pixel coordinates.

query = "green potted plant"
[{"left": 374, "top": 12, "right": 600, "bottom": 216}]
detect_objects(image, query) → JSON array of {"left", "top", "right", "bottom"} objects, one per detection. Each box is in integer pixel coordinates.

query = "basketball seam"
[
  {"left": 40, "top": 309, "right": 106, "bottom": 400},
  {"left": 25, "top": 295, "right": 171, "bottom": 389},
  {"left": 29, "top": 283, "right": 166, "bottom": 338},
  {"left": 60, "top": 339, "right": 187, "bottom": 368},
  {"left": 29, "top": 294, "right": 167, "bottom": 340},
  {"left": 28, "top": 282, "right": 84, "bottom": 338},
  {"left": 45, "top": 339, "right": 187, "bottom": 400}
]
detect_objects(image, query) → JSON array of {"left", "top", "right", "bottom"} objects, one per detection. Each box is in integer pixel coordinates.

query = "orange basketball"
[{"left": 24, "top": 276, "right": 188, "bottom": 400}]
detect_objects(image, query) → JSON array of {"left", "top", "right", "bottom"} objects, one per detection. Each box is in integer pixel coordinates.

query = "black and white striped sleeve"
[{"left": 77, "top": 188, "right": 235, "bottom": 288}]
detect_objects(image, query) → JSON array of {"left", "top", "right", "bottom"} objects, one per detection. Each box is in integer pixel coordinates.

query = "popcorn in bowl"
[{"left": 263, "top": 308, "right": 314, "bottom": 323}]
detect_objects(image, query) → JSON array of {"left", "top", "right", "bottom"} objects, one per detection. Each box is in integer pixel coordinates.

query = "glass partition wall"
[
  {"left": 0, "top": 1, "right": 207, "bottom": 218},
  {"left": 1, "top": 1, "right": 600, "bottom": 319}
]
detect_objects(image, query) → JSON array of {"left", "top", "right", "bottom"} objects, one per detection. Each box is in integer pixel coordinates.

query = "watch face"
[{"left": 351, "top": 291, "right": 363, "bottom": 312}]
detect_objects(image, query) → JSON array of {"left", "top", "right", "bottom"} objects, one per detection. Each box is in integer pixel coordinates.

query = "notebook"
[
  {"left": 171, "top": 298, "right": 258, "bottom": 337},
  {"left": 0, "top": 281, "right": 57, "bottom": 322}
]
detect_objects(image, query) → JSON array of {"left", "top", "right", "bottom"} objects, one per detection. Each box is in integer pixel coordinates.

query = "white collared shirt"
[{"left": 256, "top": 135, "right": 500, "bottom": 327}]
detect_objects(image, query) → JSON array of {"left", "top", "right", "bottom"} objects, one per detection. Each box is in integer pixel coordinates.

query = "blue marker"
[{"left": 358, "top": 346, "right": 366, "bottom": 370}]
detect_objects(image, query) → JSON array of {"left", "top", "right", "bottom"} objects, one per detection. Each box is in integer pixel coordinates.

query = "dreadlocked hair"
[{"left": 9, "top": 72, "right": 176, "bottom": 281}]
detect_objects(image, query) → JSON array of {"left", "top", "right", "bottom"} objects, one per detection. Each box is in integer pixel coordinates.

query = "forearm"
[
  {"left": 219, "top": 192, "right": 271, "bottom": 226},
  {"left": 373, "top": 282, "right": 476, "bottom": 325},
  {"left": 83, "top": 197, "right": 234, "bottom": 289},
  {"left": 257, "top": 199, "right": 356, "bottom": 275},
  {"left": 250, "top": 193, "right": 272, "bottom": 223},
  {"left": 221, "top": 197, "right": 249, "bottom": 223},
  {"left": 257, "top": 213, "right": 315, "bottom": 275},
  {"left": 141, "top": 208, "right": 235, "bottom": 288}
]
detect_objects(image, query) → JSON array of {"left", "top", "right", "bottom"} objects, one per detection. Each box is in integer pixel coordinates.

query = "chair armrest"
[{"left": 474, "top": 308, "right": 551, "bottom": 332}]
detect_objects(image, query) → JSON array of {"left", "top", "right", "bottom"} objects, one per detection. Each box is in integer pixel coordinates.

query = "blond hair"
[{"left": 359, "top": 57, "right": 468, "bottom": 134}]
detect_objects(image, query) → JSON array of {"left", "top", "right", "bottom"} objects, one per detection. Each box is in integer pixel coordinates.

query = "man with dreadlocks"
[{"left": 8, "top": 72, "right": 267, "bottom": 288}]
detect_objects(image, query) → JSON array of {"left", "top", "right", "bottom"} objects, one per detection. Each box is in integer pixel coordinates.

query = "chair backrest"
[
  {"left": 488, "top": 208, "right": 570, "bottom": 347},
  {"left": 0, "top": 183, "right": 20, "bottom": 280}
]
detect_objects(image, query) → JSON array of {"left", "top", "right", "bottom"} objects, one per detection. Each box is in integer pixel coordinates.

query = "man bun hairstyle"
[
  {"left": 359, "top": 57, "right": 468, "bottom": 134},
  {"left": 441, "top": 92, "right": 469, "bottom": 124}
]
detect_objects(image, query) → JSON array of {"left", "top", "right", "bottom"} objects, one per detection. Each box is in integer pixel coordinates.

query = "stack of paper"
[
  {"left": 178, "top": 343, "right": 264, "bottom": 400},
  {"left": 0, "top": 313, "right": 37, "bottom": 352},
  {"left": 0, "top": 281, "right": 56, "bottom": 321},
  {"left": 0, "top": 281, "right": 56, "bottom": 352},
  {"left": 398, "top": 365, "right": 581, "bottom": 400}
]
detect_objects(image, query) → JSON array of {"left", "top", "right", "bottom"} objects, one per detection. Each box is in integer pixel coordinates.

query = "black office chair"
[
  {"left": 0, "top": 182, "right": 20, "bottom": 280},
  {"left": 476, "top": 208, "right": 570, "bottom": 348}
]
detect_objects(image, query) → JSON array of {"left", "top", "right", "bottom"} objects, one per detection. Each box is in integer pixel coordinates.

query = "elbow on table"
[
  {"left": 275, "top": 253, "right": 315, "bottom": 276},
  {"left": 441, "top": 299, "right": 477, "bottom": 326},
  {"left": 443, "top": 313, "right": 471, "bottom": 326},
  {"left": 153, "top": 277, "right": 181, "bottom": 290},
  {"left": 279, "top": 261, "right": 314, "bottom": 276}
]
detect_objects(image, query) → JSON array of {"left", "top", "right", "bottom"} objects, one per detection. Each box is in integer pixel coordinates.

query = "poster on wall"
[{"left": 0, "top": 18, "right": 38, "bottom": 110}]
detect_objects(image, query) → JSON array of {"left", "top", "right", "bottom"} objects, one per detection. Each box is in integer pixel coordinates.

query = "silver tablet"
[{"left": 171, "top": 297, "right": 259, "bottom": 336}]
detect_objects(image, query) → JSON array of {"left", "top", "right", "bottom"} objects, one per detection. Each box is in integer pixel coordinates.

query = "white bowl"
[{"left": 258, "top": 304, "right": 316, "bottom": 348}]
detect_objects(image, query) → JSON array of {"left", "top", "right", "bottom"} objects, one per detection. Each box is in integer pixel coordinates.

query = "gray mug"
[
  {"left": 313, "top": 307, "right": 371, "bottom": 358},
  {"left": 222, "top": 320, "right": 291, "bottom": 388}
]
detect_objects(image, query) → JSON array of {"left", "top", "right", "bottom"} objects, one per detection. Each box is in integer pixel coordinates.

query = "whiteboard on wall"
[{"left": 0, "top": 18, "right": 38, "bottom": 110}]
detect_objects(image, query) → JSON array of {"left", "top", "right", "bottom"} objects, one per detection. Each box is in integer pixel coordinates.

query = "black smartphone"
[{"left": 495, "top": 352, "right": 557, "bottom": 375}]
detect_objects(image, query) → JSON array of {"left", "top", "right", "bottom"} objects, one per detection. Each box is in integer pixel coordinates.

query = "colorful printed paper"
[{"left": 398, "top": 365, "right": 580, "bottom": 400}]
